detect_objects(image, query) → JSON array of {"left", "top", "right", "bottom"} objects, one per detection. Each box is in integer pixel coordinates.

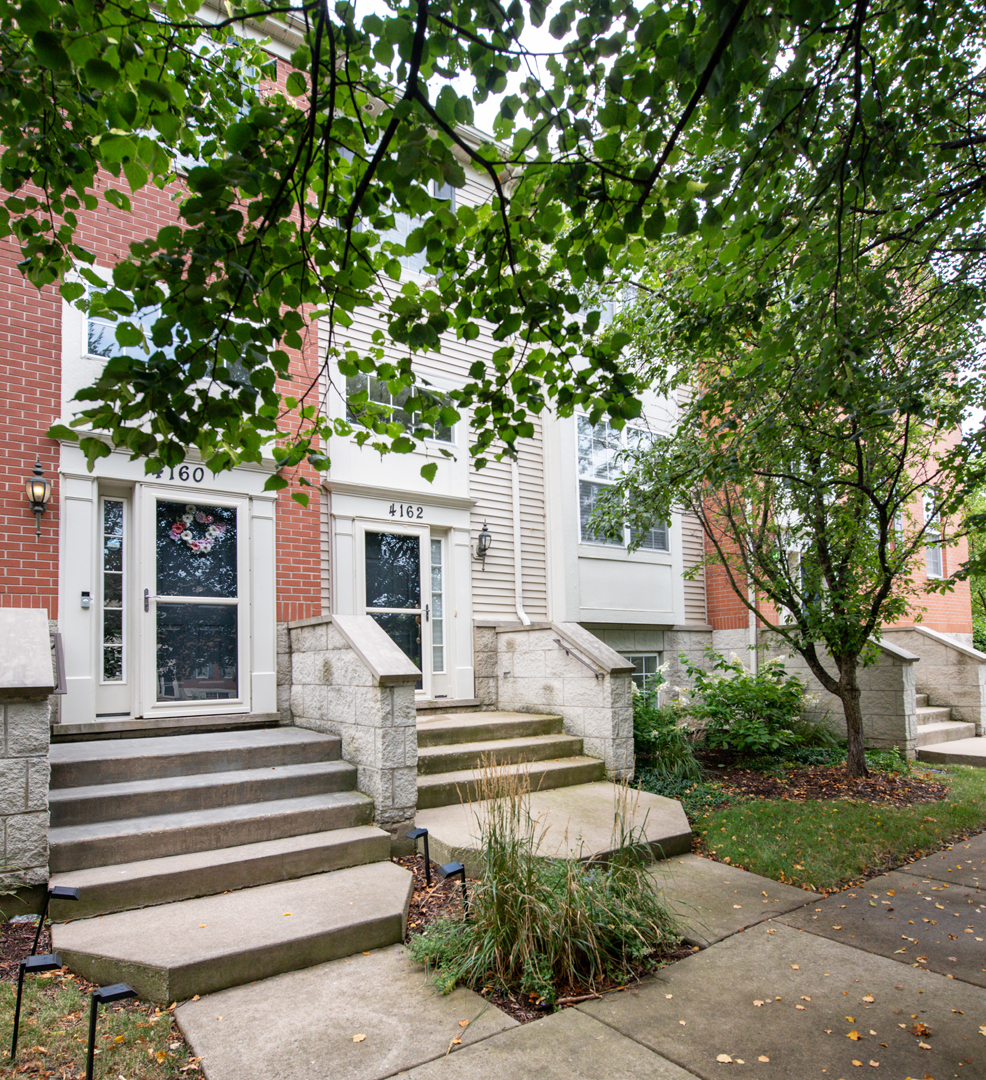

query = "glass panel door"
[
  {"left": 142, "top": 493, "right": 248, "bottom": 713},
  {"left": 95, "top": 496, "right": 132, "bottom": 717},
  {"left": 364, "top": 529, "right": 427, "bottom": 691}
]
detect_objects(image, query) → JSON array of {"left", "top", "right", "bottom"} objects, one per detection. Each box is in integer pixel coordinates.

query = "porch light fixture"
[
  {"left": 11, "top": 954, "right": 63, "bottom": 1061},
  {"left": 85, "top": 984, "right": 138, "bottom": 1080},
  {"left": 474, "top": 522, "right": 492, "bottom": 570},
  {"left": 406, "top": 828, "right": 432, "bottom": 886},
  {"left": 25, "top": 457, "right": 53, "bottom": 539}
]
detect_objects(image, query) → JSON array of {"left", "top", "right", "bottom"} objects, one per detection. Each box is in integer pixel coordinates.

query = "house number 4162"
[{"left": 389, "top": 503, "right": 423, "bottom": 519}]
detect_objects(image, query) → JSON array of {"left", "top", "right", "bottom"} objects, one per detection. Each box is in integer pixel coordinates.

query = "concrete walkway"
[{"left": 176, "top": 835, "right": 986, "bottom": 1080}]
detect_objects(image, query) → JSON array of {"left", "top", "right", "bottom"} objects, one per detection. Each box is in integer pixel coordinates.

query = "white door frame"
[{"left": 138, "top": 486, "right": 252, "bottom": 718}]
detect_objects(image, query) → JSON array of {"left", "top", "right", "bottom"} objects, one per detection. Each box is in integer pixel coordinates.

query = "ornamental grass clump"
[{"left": 407, "top": 765, "right": 682, "bottom": 1004}]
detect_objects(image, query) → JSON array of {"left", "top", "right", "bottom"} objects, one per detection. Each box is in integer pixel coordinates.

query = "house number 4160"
[{"left": 154, "top": 465, "right": 207, "bottom": 483}]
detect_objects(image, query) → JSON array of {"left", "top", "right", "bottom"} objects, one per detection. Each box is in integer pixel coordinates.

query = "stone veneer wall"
[
  {"left": 476, "top": 621, "right": 635, "bottom": 778},
  {"left": 286, "top": 615, "right": 419, "bottom": 840},
  {"left": 1, "top": 610, "right": 55, "bottom": 887},
  {"left": 881, "top": 626, "right": 986, "bottom": 735},
  {"left": 760, "top": 630, "right": 919, "bottom": 754}
]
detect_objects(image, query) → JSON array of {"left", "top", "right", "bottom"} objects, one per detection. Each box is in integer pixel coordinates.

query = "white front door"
[{"left": 139, "top": 489, "right": 250, "bottom": 717}]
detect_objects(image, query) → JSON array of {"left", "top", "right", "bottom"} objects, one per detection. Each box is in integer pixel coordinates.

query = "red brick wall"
[{"left": 0, "top": 149, "right": 323, "bottom": 624}]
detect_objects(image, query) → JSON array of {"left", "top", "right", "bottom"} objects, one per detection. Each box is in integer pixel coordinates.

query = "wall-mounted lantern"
[
  {"left": 474, "top": 522, "right": 492, "bottom": 570},
  {"left": 25, "top": 457, "right": 52, "bottom": 540}
]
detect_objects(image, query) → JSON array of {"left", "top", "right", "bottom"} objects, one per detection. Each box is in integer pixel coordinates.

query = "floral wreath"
[{"left": 167, "top": 505, "right": 228, "bottom": 554}]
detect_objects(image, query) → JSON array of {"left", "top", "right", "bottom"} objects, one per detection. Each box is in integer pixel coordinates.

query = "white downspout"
[{"left": 511, "top": 459, "right": 531, "bottom": 625}]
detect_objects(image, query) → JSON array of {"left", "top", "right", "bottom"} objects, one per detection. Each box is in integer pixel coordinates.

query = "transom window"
[
  {"left": 577, "top": 416, "right": 668, "bottom": 550},
  {"left": 379, "top": 178, "right": 456, "bottom": 275}
]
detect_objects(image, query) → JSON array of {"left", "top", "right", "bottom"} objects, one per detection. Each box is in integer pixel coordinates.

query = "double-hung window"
[
  {"left": 576, "top": 415, "right": 668, "bottom": 550},
  {"left": 379, "top": 178, "right": 456, "bottom": 275},
  {"left": 924, "top": 492, "right": 943, "bottom": 578},
  {"left": 346, "top": 374, "right": 455, "bottom": 444}
]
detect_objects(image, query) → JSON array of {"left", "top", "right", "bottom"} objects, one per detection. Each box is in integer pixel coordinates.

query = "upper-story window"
[
  {"left": 576, "top": 415, "right": 669, "bottom": 550},
  {"left": 86, "top": 293, "right": 178, "bottom": 363},
  {"left": 346, "top": 373, "right": 455, "bottom": 444},
  {"left": 379, "top": 179, "right": 456, "bottom": 275},
  {"left": 924, "top": 491, "right": 943, "bottom": 578}
]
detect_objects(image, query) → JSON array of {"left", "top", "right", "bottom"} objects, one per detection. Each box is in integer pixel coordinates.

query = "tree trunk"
[{"left": 838, "top": 676, "right": 869, "bottom": 778}]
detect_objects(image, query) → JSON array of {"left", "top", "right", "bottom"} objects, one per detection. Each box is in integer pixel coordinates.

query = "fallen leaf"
[
  {"left": 869, "top": 1062, "right": 879, "bottom": 1068},
  {"left": 791, "top": 964, "right": 800, "bottom": 970},
  {"left": 753, "top": 1000, "right": 766, "bottom": 1007},
  {"left": 716, "top": 1053, "right": 733, "bottom": 1063},
  {"left": 918, "top": 1042, "right": 931, "bottom": 1050},
  {"left": 862, "top": 995, "right": 874, "bottom": 1003},
  {"left": 733, "top": 904, "right": 742, "bottom": 909},
  {"left": 758, "top": 1056, "right": 770, "bottom": 1063},
  {"left": 852, "top": 1061, "right": 863, "bottom": 1067},
  {"left": 192, "top": 995, "right": 200, "bottom": 1002},
  {"left": 833, "top": 925, "right": 843, "bottom": 930},
  {"left": 198, "top": 924, "right": 206, "bottom": 928},
  {"left": 847, "top": 1030, "right": 862, "bottom": 1041},
  {"left": 353, "top": 1034, "right": 366, "bottom": 1043},
  {"left": 910, "top": 1023, "right": 931, "bottom": 1038},
  {"left": 156, "top": 1050, "right": 167, "bottom": 1063},
  {"left": 952, "top": 1009, "right": 963, "bottom": 1015},
  {"left": 114, "top": 1036, "right": 125, "bottom": 1044},
  {"left": 801, "top": 996, "right": 811, "bottom": 1001},
  {"left": 796, "top": 1005, "right": 806, "bottom": 1011},
  {"left": 451, "top": 1038, "right": 462, "bottom": 1045},
  {"left": 666, "top": 994, "right": 673, "bottom": 999},
  {"left": 679, "top": 1020, "right": 686, "bottom": 1026},
  {"left": 283, "top": 912, "right": 292, "bottom": 917},
  {"left": 846, "top": 1016, "right": 856, "bottom": 1023},
  {"left": 458, "top": 1020, "right": 469, "bottom": 1028}
]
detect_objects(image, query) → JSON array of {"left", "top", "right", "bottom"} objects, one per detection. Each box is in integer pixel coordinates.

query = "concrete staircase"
[
  {"left": 915, "top": 692, "right": 977, "bottom": 750},
  {"left": 48, "top": 728, "right": 412, "bottom": 1002},
  {"left": 416, "top": 710, "right": 606, "bottom": 809}
]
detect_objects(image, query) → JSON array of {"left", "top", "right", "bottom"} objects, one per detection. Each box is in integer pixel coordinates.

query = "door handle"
[
  {"left": 425, "top": 604, "right": 430, "bottom": 622},
  {"left": 143, "top": 588, "right": 160, "bottom": 612}
]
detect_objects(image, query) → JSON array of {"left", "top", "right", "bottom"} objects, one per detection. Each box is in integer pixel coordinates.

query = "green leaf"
[
  {"left": 420, "top": 461, "right": 438, "bottom": 482},
  {"left": 285, "top": 71, "right": 307, "bottom": 97},
  {"left": 84, "top": 58, "right": 119, "bottom": 89},
  {"left": 32, "top": 31, "right": 71, "bottom": 72},
  {"left": 290, "top": 491, "right": 310, "bottom": 507}
]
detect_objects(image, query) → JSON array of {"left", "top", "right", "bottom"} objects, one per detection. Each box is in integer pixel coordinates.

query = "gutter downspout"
[{"left": 511, "top": 460, "right": 530, "bottom": 625}]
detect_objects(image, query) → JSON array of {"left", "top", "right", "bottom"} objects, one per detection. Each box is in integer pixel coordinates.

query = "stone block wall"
[
  {"left": 286, "top": 615, "right": 419, "bottom": 840},
  {"left": 881, "top": 626, "right": 986, "bottom": 735},
  {"left": 760, "top": 631, "right": 919, "bottom": 754},
  {"left": 1, "top": 700, "right": 50, "bottom": 885},
  {"left": 1, "top": 609, "right": 55, "bottom": 887},
  {"left": 490, "top": 622, "right": 635, "bottom": 778}
]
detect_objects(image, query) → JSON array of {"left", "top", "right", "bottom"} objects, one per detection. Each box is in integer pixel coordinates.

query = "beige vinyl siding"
[
  {"left": 519, "top": 418, "right": 548, "bottom": 619},
  {"left": 469, "top": 418, "right": 548, "bottom": 620},
  {"left": 320, "top": 489, "right": 331, "bottom": 615},
  {"left": 681, "top": 510, "right": 707, "bottom": 625}
]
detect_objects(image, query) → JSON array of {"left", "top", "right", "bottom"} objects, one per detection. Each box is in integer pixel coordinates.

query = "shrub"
[
  {"left": 633, "top": 668, "right": 701, "bottom": 782},
  {"left": 407, "top": 767, "right": 682, "bottom": 1004},
  {"left": 974, "top": 615, "right": 986, "bottom": 654},
  {"left": 680, "top": 648, "right": 807, "bottom": 756}
]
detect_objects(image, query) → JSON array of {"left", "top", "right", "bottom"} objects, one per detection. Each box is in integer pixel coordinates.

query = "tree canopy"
[{"left": 1, "top": 0, "right": 984, "bottom": 499}]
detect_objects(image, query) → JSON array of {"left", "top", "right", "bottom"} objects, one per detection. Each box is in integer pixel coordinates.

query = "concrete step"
[
  {"left": 52, "top": 861, "right": 413, "bottom": 1002},
  {"left": 416, "top": 711, "right": 564, "bottom": 748},
  {"left": 915, "top": 693, "right": 930, "bottom": 709},
  {"left": 50, "top": 727, "right": 341, "bottom": 789},
  {"left": 416, "top": 734, "right": 584, "bottom": 776},
  {"left": 414, "top": 697, "right": 483, "bottom": 715},
  {"left": 916, "top": 720, "right": 979, "bottom": 747},
  {"left": 414, "top": 781, "right": 692, "bottom": 878},
  {"left": 416, "top": 756, "right": 606, "bottom": 810},
  {"left": 50, "top": 791, "right": 374, "bottom": 872},
  {"left": 917, "top": 706, "right": 954, "bottom": 726},
  {"left": 48, "top": 826, "right": 391, "bottom": 919},
  {"left": 918, "top": 737, "right": 986, "bottom": 767},
  {"left": 50, "top": 761, "right": 357, "bottom": 828}
]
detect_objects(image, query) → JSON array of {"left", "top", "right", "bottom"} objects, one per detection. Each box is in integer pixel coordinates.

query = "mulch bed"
[
  {"left": 697, "top": 750, "right": 950, "bottom": 807},
  {"left": 393, "top": 852, "right": 696, "bottom": 1024}
]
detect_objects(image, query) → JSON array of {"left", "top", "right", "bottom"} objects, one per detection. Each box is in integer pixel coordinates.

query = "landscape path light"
[
  {"left": 85, "top": 983, "right": 138, "bottom": 1080},
  {"left": 10, "top": 953, "right": 63, "bottom": 1061},
  {"left": 406, "top": 828, "right": 431, "bottom": 886}
]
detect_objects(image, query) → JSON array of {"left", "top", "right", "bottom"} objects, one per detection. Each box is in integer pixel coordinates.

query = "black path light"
[
  {"left": 405, "top": 828, "right": 431, "bottom": 886},
  {"left": 10, "top": 953, "right": 63, "bottom": 1061},
  {"left": 32, "top": 885, "right": 81, "bottom": 955},
  {"left": 439, "top": 861, "right": 468, "bottom": 919},
  {"left": 85, "top": 984, "right": 138, "bottom": 1080}
]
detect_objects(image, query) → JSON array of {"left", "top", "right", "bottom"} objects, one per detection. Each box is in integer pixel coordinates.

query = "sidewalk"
[{"left": 176, "top": 835, "right": 986, "bottom": 1080}]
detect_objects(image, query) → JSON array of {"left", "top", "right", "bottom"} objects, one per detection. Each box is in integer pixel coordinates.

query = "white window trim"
[{"left": 576, "top": 414, "right": 670, "bottom": 553}]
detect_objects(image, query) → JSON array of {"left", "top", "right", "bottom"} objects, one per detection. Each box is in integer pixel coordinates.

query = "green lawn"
[
  {"left": 691, "top": 764, "right": 986, "bottom": 893},
  {"left": 0, "top": 973, "right": 197, "bottom": 1079}
]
